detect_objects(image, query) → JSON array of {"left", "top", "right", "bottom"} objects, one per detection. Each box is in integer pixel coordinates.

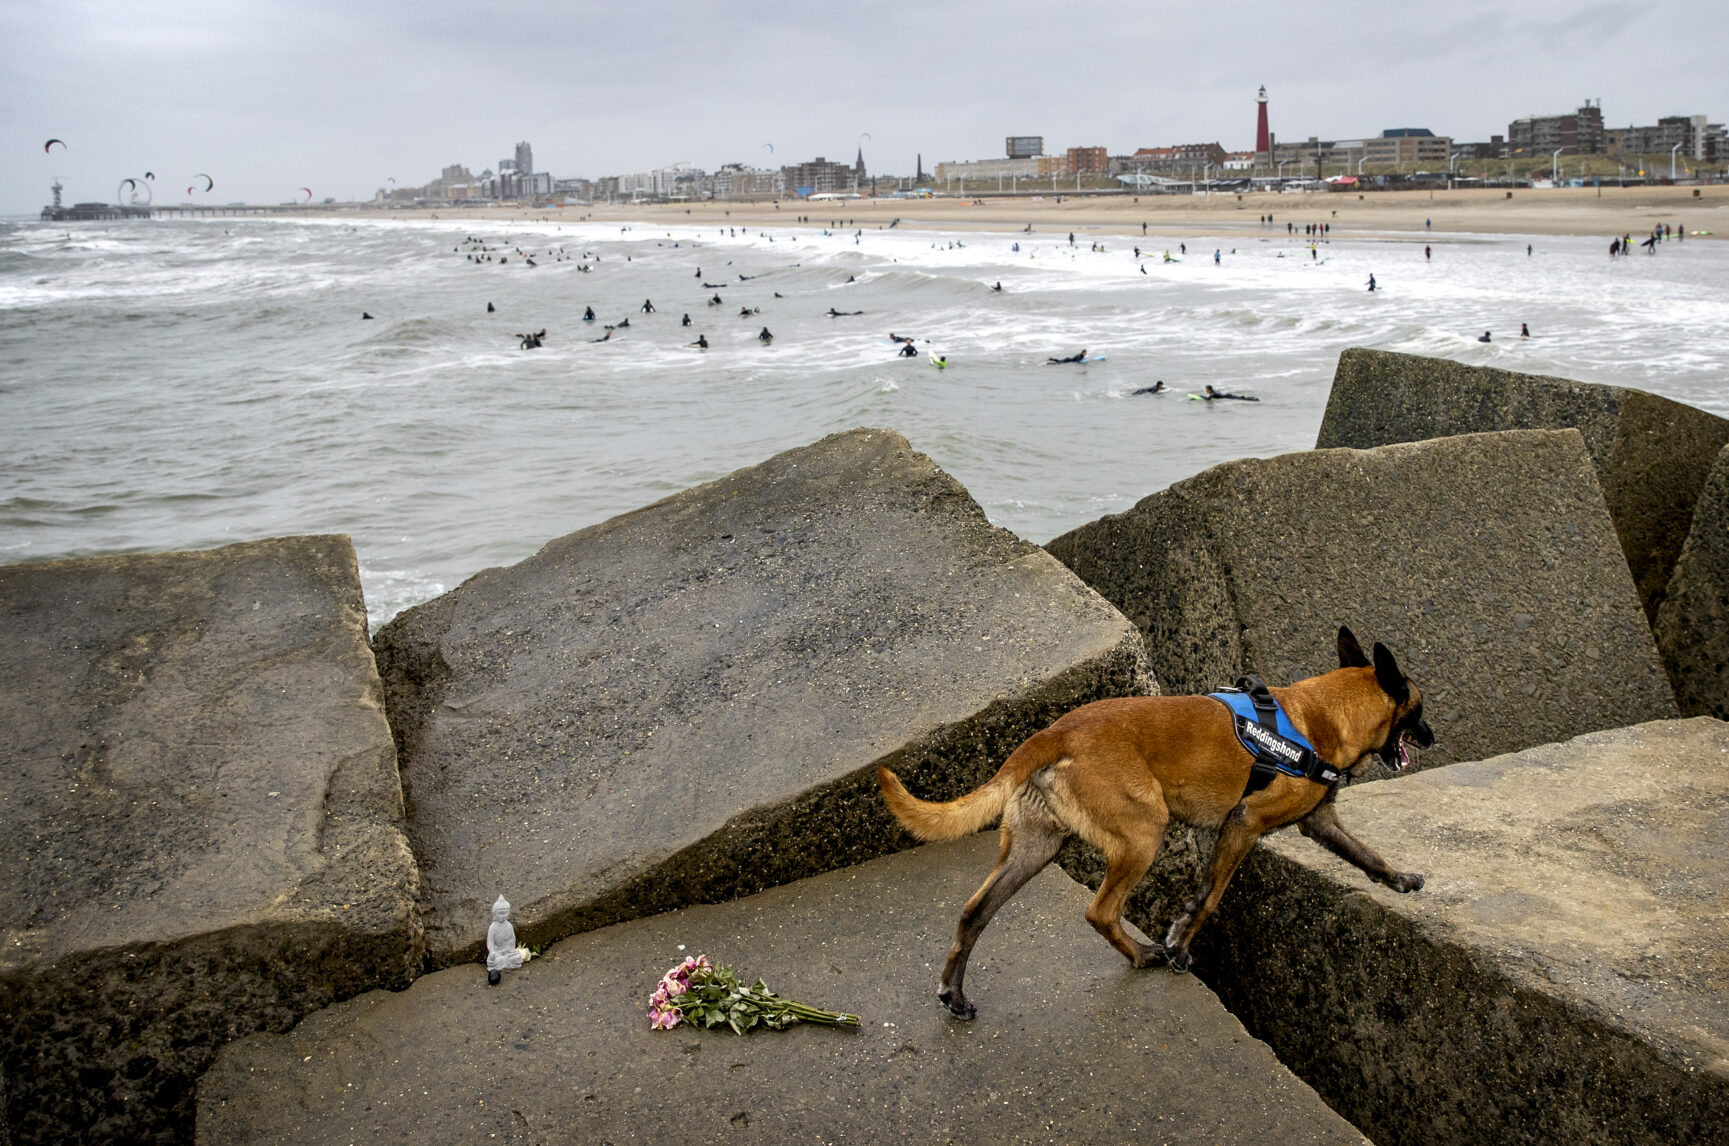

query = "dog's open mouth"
[{"left": 1392, "top": 732, "right": 1414, "bottom": 772}]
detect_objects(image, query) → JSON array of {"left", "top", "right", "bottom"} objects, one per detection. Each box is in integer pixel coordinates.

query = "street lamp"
[
  {"left": 1552, "top": 148, "right": 1563, "bottom": 185},
  {"left": 1672, "top": 142, "right": 1683, "bottom": 181},
  {"left": 1357, "top": 152, "right": 1367, "bottom": 175},
  {"left": 1277, "top": 159, "right": 1289, "bottom": 186}
]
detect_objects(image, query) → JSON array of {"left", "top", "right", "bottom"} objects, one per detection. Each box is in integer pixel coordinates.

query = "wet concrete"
[
  {"left": 1317, "top": 348, "right": 1729, "bottom": 620},
  {"left": 1196, "top": 718, "right": 1729, "bottom": 1146},
  {"left": 373, "top": 428, "right": 1153, "bottom": 967},
  {"left": 197, "top": 835, "right": 1369, "bottom": 1146},
  {"left": 1655, "top": 443, "right": 1729, "bottom": 721},
  {"left": 0, "top": 537, "right": 421, "bottom": 1145}
]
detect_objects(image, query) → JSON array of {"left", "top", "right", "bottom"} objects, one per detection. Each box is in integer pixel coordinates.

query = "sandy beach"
[{"left": 360, "top": 184, "right": 1729, "bottom": 240}]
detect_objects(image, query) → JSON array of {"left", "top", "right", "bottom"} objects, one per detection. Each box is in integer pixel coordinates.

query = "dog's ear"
[
  {"left": 1373, "top": 642, "right": 1409, "bottom": 704},
  {"left": 1337, "top": 626, "right": 1371, "bottom": 669}
]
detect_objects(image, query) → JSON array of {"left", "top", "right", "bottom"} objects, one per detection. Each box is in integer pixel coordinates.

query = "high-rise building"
[
  {"left": 515, "top": 141, "right": 534, "bottom": 175},
  {"left": 1006, "top": 136, "right": 1043, "bottom": 159},
  {"left": 1609, "top": 115, "right": 1722, "bottom": 161},
  {"left": 782, "top": 156, "right": 855, "bottom": 196},
  {"left": 1508, "top": 101, "right": 1604, "bottom": 156},
  {"left": 1255, "top": 86, "right": 1271, "bottom": 154}
]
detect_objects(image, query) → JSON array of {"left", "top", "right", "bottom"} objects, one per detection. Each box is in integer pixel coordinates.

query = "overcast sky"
[{"left": 4, "top": 0, "right": 1726, "bottom": 214}]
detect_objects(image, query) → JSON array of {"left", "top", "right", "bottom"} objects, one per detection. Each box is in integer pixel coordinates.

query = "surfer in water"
[
  {"left": 691, "top": 334, "right": 709, "bottom": 349},
  {"left": 682, "top": 314, "right": 692, "bottom": 327},
  {"left": 362, "top": 312, "right": 374, "bottom": 320},
  {"left": 827, "top": 308, "right": 862, "bottom": 317},
  {"left": 1521, "top": 323, "right": 1531, "bottom": 338},
  {"left": 889, "top": 333, "right": 916, "bottom": 343},
  {"left": 1132, "top": 381, "right": 1167, "bottom": 395},
  {"left": 709, "top": 294, "right": 724, "bottom": 306},
  {"left": 1046, "top": 350, "right": 1088, "bottom": 365},
  {"left": 1202, "top": 385, "right": 1258, "bottom": 402},
  {"left": 487, "top": 302, "right": 495, "bottom": 313},
  {"left": 992, "top": 281, "right": 1003, "bottom": 292},
  {"left": 583, "top": 306, "right": 596, "bottom": 321},
  {"left": 898, "top": 343, "right": 919, "bottom": 358},
  {"left": 758, "top": 327, "right": 774, "bottom": 343},
  {"left": 739, "top": 306, "right": 759, "bottom": 317},
  {"left": 591, "top": 329, "right": 612, "bottom": 343},
  {"left": 1478, "top": 331, "right": 1492, "bottom": 343},
  {"left": 517, "top": 329, "right": 545, "bottom": 349},
  {"left": 641, "top": 299, "right": 656, "bottom": 313}
]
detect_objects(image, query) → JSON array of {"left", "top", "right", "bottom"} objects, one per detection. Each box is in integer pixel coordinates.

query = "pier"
[{"left": 39, "top": 200, "right": 366, "bottom": 222}]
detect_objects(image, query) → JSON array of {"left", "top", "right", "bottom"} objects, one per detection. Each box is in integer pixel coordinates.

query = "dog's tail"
[{"left": 878, "top": 729, "right": 1068, "bottom": 842}]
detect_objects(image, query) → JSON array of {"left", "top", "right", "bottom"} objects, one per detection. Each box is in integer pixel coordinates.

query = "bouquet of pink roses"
[{"left": 648, "top": 955, "right": 860, "bottom": 1034}]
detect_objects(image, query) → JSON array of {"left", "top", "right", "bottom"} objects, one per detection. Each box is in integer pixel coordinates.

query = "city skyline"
[{"left": 3, "top": 0, "right": 1727, "bottom": 213}]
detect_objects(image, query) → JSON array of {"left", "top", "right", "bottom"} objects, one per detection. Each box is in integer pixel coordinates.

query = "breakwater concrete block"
[
  {"left": 1191, "top": 719, "right": 1729, "bottom": 1146},
  {"left": 1655, "top": 443, "right": 1729, "bottom": 719},
  {"left": 1046, "top": 429, "right": 1676, "bottom": 775},
  {"left": 371, "top": 428, "right": 1152, "bottom": 968},
  {"left": 195, "top": 834, "right": 1369, "bottom": 1145},
  {"left": 1316, "top": 348, "right": 1729, "bottom": 619},
  {"left": 0, "top": 537, "right": 421, "bottom": 1146}
]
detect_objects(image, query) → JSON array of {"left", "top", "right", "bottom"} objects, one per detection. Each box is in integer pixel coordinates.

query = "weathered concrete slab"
[
  {"left": 0, "top": 537, "right": 422, "bottom": 1145},
  {"left": 197, "top": 835, "right": 1369, "bottom": 1146},
  {"left": 373, "top": 428, "right": 1152, "bottom": 967},
  {"left": 1655, "top": 443, "right": 1729, "bottom": 720},
  {"left": 1187, "top": 718, "right": 1729, "bottom": 1146},
  {"left": 1046, "top": 429, "right": 1676, "bottom": 775},
  {"left": 1316, "top": 348, "right": 1729, "bottom": 619}
]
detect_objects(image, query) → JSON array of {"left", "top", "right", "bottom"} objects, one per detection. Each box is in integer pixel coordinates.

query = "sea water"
[{"left": 3, "top": 215, "right": 1725, "bottom": 626}]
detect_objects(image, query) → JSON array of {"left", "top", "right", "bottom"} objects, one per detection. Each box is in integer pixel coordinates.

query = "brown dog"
[{"left": 879, "top": 626, "right": 1433, "bottom": 1018}]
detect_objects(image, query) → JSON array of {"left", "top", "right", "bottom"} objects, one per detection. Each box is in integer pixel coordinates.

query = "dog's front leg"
[
  {"left": 1163, "top": 804, "right": 1264, "bottom": 972},
  {"left": 1297, "top": 796, "right": 1423, "bottom": 892}
]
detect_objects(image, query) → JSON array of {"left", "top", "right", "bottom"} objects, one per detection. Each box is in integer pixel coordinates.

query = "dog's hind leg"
[
  {"left": 1081, "top": 796, "right": 1169, "bottom": 969},
  {"left": 938, "top": 785, "right": 1067, "bottom": 1020}
]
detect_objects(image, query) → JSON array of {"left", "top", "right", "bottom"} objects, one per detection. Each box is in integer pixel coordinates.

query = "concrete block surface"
[
  {"left": 197, "top": 835, "right": 1369, "bottom": 1146},
  {"left": 372, "top": 428, "right": 1151, "bottom": 967},
  {"left": 1046, "top": 429, "right": 1676, "bottom": 775},
  {"left": 0, "top": 536, "right": 421, "bottom": 1145},
  {"left": 1316, "top": 348, "right": 1729, "bottom": 618},
  {"left": 1655, "top": 442, "right": 1729, "bottom": 720},
  {"left": 1200, "top": 718, "right": 1729, "bottom": 1146}
]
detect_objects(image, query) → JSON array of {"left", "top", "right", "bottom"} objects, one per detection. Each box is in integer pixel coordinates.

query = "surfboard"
[{"left": 928, "top": 352, "right": 948, "bottom": 369}]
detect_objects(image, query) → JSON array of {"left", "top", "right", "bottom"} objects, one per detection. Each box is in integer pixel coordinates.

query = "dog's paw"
[
  {"left": 937, "top": 989, "right": 977, "bottom": 1021},
  {"left": 1132, "top": 943, "right": 1168, "bottom": 969},
  {"left": 1166, "top": 946, "right": 1193, "bottom": 974},
  {"left": 1390, "top": 871, "right": 1425, "bottom": 893}
]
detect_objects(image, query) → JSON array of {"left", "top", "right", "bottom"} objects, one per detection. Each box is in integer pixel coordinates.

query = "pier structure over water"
[{"left": 41, "top": 203, "right": 358, "bottom": 221}]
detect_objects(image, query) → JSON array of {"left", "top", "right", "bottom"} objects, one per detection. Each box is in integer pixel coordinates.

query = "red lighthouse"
[{"left": 1255, "top": 85, "right": 1271, "bottom": 154}]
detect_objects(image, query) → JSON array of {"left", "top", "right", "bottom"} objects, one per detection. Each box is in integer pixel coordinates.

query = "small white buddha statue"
[{"left": 486, "top": 894, "right": 532, "bottom": 985}]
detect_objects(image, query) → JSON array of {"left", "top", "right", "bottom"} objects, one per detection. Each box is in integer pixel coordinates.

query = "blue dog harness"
[{"left": 1208, "top": 677, "right": 1342, "bottom": 797}]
